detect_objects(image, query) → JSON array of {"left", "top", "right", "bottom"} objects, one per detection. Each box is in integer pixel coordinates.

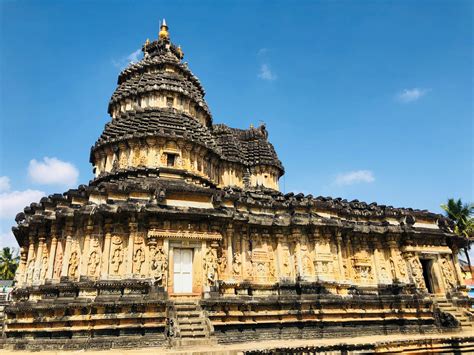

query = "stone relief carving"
[
  {"left": 302, "top": 254, "right": 313, "bottom": 277},
  {"left": 204, "top": 247, "right": 218, "bottom": 286},
  {"left": 119, "top": 150, "right": 128, "bottom": 168},
  {"left": 232, "top": 251, "right": 241, "bottom": 276},
  {"left": 68, "top": 250, "right": 79, "bottom": 279},
  {"left": 440, "top": 257, "right": 457, "bottom": 290},
  {"left": 397, "top": 255, "right": 407, "bottom": 278},
  {"left": 133, "top": 248, "right": 145, "bottom": 275},
  {"left": 151, "top": 246, "right": 167, "bottom": 286},
  {"left": 110, "top": 236, "right": 124, "bottom": 275},
  {"left": 40, "top": 244, "right": 49, "bottom": 280},
  {"left": 87, "top": 250, "right": 100, "bottom": 277},
  {"left": 217, "top": 240, "right": 227, "bottom": 277},
  {"left": 281, "top": 246, "right": 292, "bottom": 277},
  {"left": 53, "top": 242, "right": 63, "bottom": 279},
  {"left": 26, "top": 250, "right": 36, "bottom": 284},
  {"left": 352, "top": 250, "right": 374, "bottom": 282},
  {"left": 268, "top": 245, "right": 276, "bottom": 279},
  {"left": 408, "top": 255, "right": 424, "bottom": 289},
  {"left": 87, "top": 239, "right": 101, "bottom": 277}
]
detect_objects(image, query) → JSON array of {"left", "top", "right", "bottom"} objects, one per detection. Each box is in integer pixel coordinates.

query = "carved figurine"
[
  {"left": 111, "top": 247, "right": 124, "bottom": 274},
  {"left": 232, "top": 251, "right": 241, "bottom": 275},
  {"left": 151, "top": 247, "right": 167, "bottom": 286},
  {"left": 110, "top": 236, "right": 124, "bottom": 275},
  {"left": 68, "top": 251, "right": 79, "bottom": 278},
  {"left": 40, "top": 253, "right": 48, "bottom": 280},
  {"left": 87, "top": 250, "right": 100, "bottom": 277},
  {"left": 204, "top": 248, "right": 218, "bottom": 286},
  {"left": 441, "top": 257, "right": 457, "bottom": 290},
  {"left": 133, "top": 248, "right": 145, "bottom": 274}
]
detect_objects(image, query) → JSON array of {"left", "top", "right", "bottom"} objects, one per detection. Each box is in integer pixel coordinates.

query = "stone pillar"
[
  {"left": 24, "top": 231, "right": 36, "bottom": 285},
  {"left": 226, "top": 225, "right": 233, "bottom": 277},
  {"left": 451, "top": 246, "right": 464, "bottom": 286},
  {"left": 335, "top": 231, "right": 346, "bottom": 282},
  {"left": 61, "top": 221, "right": 74, "bottom": 278},
  {"left": 345, "top": 234, "right": 354, "bottom": 282},
  {"left": 104, "top": 146, "right": 113, "bottom": 171},
  {"left": 292, "top": 228, "right": 302, "bottom": 278},
  {"left": 127, "top": 217, "right": 137, "bottom": 276},
  {"left": 275, "top": 231, "right": 284, "bottom": 280},
  {"left": 98, "top": 149, "right": 106, "bottom": 174},
  {"left": 79, "top": 220, "right": 92, "bottom": 278},
  {"left": 15, "top": 246, "right": 28, "bottom": 286},
  {"left": 145, "top": 138, "right": 157, "bottom": 167},
  {"left": 365, "top": 238, "right": 383, "bottom": 284},
  {"left": 118, "top": 142, "right": 128, "bottom": 169},
  {"left": 101, "top": 219, "right": 112, "bottom": 278},
  {"left": 241, "top": 228, "right": 249, "bottom": 280},
  {"left": 46, "top": 224, "right": 58, "bottom": 280},
  {"left": 387, "top": 237, "right": 400, "bottom": 281},
  {"left": 33, "top": 228, "right": 46, "bottom": 284}
]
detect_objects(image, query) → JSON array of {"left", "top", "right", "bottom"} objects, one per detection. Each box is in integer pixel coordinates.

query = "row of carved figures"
[{"left": 17, "top": 232, "right": 460, "bottom": 294}]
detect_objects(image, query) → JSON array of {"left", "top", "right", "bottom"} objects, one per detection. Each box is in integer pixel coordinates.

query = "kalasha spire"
[{"left": 159, "top": 18, "right": 169, "bottom": 40}]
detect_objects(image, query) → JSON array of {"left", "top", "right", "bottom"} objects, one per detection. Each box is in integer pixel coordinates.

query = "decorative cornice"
[{"left": 147, "top": 228, "right": 222, "bottom": 241}]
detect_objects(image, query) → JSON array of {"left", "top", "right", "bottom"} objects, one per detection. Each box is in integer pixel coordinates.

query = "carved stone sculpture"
[
  {"left": 151, "top": 246, "right": 167, "bottom": 286},
  {"left": 68, "top": 251, "right": 79, "bottom": 278},
  {"left": 204, "top": 247, "right": 218, "bottom": 286}
]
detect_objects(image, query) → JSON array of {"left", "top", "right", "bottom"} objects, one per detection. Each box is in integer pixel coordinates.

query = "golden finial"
[
  {"left": 250, "top": 123, "right": 254, "bottom": 128},
  {"left": 177, "top": 45, "right": 184, "bottom": 59},
  {"left": 159, "top": 18, "right": 169, "bottom": 40}
]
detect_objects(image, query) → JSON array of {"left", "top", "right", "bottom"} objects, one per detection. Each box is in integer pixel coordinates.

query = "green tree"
[
  {"left": 441, "top": 198, "right": 474, "bottom": 271},
  {"left": 0, "top": 247, "right": 19, "bottom": 280}
]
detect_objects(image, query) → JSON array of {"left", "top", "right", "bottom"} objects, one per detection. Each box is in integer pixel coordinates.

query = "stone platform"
[{"left": 1, "top": 330, "right": 473, "bottom": 354}]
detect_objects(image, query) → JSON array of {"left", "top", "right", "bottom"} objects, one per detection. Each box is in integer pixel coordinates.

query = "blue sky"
[{"left": 0, "top": 0, "right": 472, "bottom": 248}]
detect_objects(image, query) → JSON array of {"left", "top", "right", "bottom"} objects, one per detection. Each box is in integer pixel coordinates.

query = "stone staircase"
[
  {"left": 435, "top": 297, "right": 474, "bottom": 330},
  {"left": 171, "top": 298, "right": 215, "bottom": 347}
]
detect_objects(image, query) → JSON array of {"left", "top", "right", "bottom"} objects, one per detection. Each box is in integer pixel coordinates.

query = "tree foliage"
[
  {"left": 0, "top": 247, "right": 19, "bottom": 280},
  {"left": 441, "top": 198, "right": 474, "bottom": 271},
  {"left": 441, "top": 198, "right": 474, "bottom": 239}
]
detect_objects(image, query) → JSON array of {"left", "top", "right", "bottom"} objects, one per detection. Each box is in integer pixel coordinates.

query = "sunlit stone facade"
[{"left": 2, "top": 21, "right": 471, "bottom": 351}]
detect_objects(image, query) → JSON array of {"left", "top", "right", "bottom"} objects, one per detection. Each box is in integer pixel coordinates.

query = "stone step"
[
  {"left": 178, "top": 318, "right": 205, "bottom": 325},
  {"left": 175, "top": 304, "right": 199, "bottom": 311},
  {"left": 179, "top": 324, "right": 205, "bottom": 331},
  {"left": 180, "top": 329, "right": 208, "bottom": 338},
  {"left": 176, "top": 311, "right": 201, "bottom": 317},
  {"left": 172, "top": 337, "right": 217, "bottom": 347},
  {"left": 174, "top": 299, "right": 199, "bottom": 305}
]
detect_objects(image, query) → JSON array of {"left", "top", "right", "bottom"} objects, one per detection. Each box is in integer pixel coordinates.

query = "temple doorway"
[
  {"left": 420, "top": 259, "right": 434, "bottom": 293},
  {"left": 173, "top": 248, "right": 193, "bottom": 293}
]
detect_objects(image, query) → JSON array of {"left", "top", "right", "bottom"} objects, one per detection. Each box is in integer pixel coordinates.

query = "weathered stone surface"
[{"left": 2, "top": 20, "right": 471, "bottom": 351}]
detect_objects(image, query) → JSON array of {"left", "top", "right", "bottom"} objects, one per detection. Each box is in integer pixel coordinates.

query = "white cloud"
[
  {"left": 127, "top": 49, "right": 142, "bottom": 63},
  {"left": 396, "top": 88, "right": 429, "bottom": 103},
  {"left": 0, "top": 189, "right": 45, "bottom": 219},
  {"left": 258, "top": 64, "right": 277, "bottom": 81},
  {"left": 0, "top": 176, "right": 10, "bottom": 192},
  {"left": 0, "top": 230, "right": 18, "bottom": 248},
  {"left": 113, "top": 48, "right": 142, "bottom": 68},
  {"left": 335, "top": 170, "right": 375, "bottom": 186},
  {"left": 257, "top": 48, "right": 268, "bottom": 56},
  {"left": 28, "top": 157, "right": 79, "bottom": 187}
]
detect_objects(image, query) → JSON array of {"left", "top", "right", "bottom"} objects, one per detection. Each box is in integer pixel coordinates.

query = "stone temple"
[{"left": 2, "top": 21, "right": 472, "bottom": 352}]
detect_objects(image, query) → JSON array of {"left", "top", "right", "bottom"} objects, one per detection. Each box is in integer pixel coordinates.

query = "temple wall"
[
  {"left": 15, "top": 217, "right": 462, "bottom": 298},
  {"left": 249, "top": 165, "right": 280, "bottom": 190},
  {"left": 92, "top": 139, "right": 222, "bottom": 187},
  {"left": 219, "top": 162, "right": 245, "bottom": 189}
]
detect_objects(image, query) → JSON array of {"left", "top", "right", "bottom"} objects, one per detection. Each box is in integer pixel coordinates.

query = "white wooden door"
[{"left": 173, "top": 248, "right": 193, "bottom": 293}]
